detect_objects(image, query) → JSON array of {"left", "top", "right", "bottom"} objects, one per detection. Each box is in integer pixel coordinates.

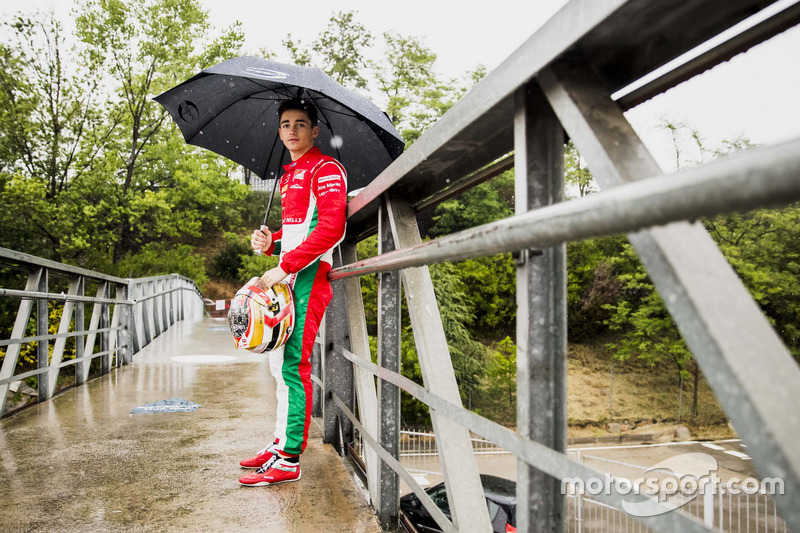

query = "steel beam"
[
  {"left": 323, "top": 249, "right": 354, "bottom": 449},
  {"left": 385, "top": 197, "right": 493, "bottom": 533},
  {"left": 99, "top": 282, "right": 110, "bottom": 376},
  {"left": 311, "top": 326, "right": 323, "bottom": 418},
  {"left": 47, "top": 276, "right": 82, "bottom": 398},
  {"left": 539, "top": 60, "right": 800, "bottom": 532},
  {"left": 36, "top": 270, "right": 49, "bottom": 403},
  {"left": 377, "top": 195, "right": 401, "bottom": 530},
  {"left": 514, "top": 82, "right": 568, "bottom": 532},
  {"left": 339, "top": 241, "right": 380, "bottom": 505},
  {"left": 329, "top": 137, "right": 800, "bottom": 281},
  {"left": 0, "top": 269, "right": 43, "bottom": 414},
  {"left": 338, "top": 343, "right": 708, "bottom": 532},
  {"left": 74, "top": 277, "right": 86, "bottom": 386},
  {"left": 81, "top": 283, "right": 108, "bottom": 383},
  {"left": 108, "top": 286, "right": 122, "bottom": 368}
]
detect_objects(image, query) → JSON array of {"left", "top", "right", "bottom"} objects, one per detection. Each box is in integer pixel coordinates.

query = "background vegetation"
[{"left": 1, "top": 1, "right": 797, "bottom": 432}]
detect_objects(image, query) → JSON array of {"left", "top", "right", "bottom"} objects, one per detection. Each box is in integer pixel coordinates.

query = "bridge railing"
[
  {"left": 0, "top": 247, "right": 204, "bottom": 417},
  {"left": 313, "top": 1, "right": 800, "bottom": 532}
]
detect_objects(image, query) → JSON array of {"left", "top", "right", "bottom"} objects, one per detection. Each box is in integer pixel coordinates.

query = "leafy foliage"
[
  {"left": 312, "top": 11, "right": 373, "bottom": 90},
  {"left": 484, "top": 337, "right": 517, "bottom": 423},
  {"left": 705, "top": 205, "right": 800, "bottom": 359},
  {"left": 603, "top": 242, "right": 692, "bottom": 376},
  {"left": 2, "top": 5, "right": 798, "bottom": 432}
]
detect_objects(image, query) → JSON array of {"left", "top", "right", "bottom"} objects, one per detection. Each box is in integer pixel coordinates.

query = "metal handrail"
[
  {"left": 319, "top": 1, "right": 800, "bottom": 532},
  {"left": 0, "top": 248, "right": 205, "bottom": 417},
  {"left": 331, "top": 139, "right": 800, "bottom": 280}
]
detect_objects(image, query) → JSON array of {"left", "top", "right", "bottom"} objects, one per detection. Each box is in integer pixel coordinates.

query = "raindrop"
[
  {"left": 251, "top": 158, "right": 256, "bottom": 162},
  {"left": 199, "top": 131, "right": 203, "bottom": 135},
  {"left": 445, "top": 178, "right": 450, "bottom": 183},
  {"left": 226, "top": 140, "right": 230, "bottom": 144},
  {"left": 330, "top": 135, "right": 344, "bottom": 149}
]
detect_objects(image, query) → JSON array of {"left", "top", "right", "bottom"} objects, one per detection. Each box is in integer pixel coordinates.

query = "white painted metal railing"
[{"left": 0, "top": 247, "right": 204, "bottom": 417}]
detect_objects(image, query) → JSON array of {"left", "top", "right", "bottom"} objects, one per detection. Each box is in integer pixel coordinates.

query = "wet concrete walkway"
[{"left": 0, "top": 318, "right": 381, "bottom": 533}]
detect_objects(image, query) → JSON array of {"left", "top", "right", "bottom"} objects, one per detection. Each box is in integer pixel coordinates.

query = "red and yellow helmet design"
[{"left": 228, "top": 277, "right": 294, "bottom": 353}]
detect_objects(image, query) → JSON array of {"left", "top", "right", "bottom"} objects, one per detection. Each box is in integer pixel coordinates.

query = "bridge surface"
[{"left": 0, "top": 317, "right": 381, "bottom": 533}]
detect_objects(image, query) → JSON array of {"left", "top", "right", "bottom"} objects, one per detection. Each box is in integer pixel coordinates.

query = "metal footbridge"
[{"left": 3, "top": 0, "right": 800, "bottom": 531}]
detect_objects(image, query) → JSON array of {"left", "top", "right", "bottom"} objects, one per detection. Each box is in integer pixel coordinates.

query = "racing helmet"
[{"left": 228, "top": 277, "right": 294, "bottom": 353}]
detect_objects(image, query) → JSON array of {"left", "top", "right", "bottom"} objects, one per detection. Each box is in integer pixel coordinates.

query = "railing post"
[
  {"left": 514, "top": 80, "right": 567, "bottom": 533},
  {"left": 74, "top": 276, "right": 86, "bottom": 387},
  {"left": 141, "top": 282, "right": 152, "bottom": 347},
  {"left": 108, "top": 284, "right": 123, "bottom": 369},
  {"left": 170, "top": 277, "right": 176, "bottom": 326},
  {"left": 323, "top": 248, "right": 354, "bottom": 450},
  {"left": 148, "top": 280, "right": 157, "bottom": 340},
  {"left": 178, "top": 278, "right": 185, "bottom": 322},
  {"left": 154, "top": 280, "right": 163, "bottom": 337},
  {"left": 127, "top": 281, "right": 140, "bottom": 356},
  {"left": 311, "top": 328, "right": 323, "bottom": 418},
  {"left": 81, "top": 282, "right": 107, "bottom": 384},
  {"left": 47, "top": 276, "right": 82, "bottom": 398},
  {"left": 377, "top": 194, "right": 401, "bottom": 530},
  {"left": 703, "top": 479, "right": 714, "bottom": 527},
  {"left": 36, "top": 269, "right": 49, "bottom": 404},
  {"left": 100, "top": 282, "right": 110, "bottom": 376},
  {"left": 1, "top": 269, "right": 44, "bottom": 415},
  {"left": 385, "top": 197, "right": 494, "bottom": 533},
  {"left": 117, "top": 284, "right": 128, "bottom": 366},
  {"left": 339, "top": 241, "right": 381, "bottom": 505},
  {"left": 167, "top": 278, "right": 173, "bottom": 327}
]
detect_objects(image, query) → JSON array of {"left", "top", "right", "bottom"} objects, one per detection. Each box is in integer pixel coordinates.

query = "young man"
[{"left": 239, "top": 98, "right": 347, "bottom": 486}]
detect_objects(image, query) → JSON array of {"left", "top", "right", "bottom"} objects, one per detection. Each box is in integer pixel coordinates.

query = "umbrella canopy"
[{"left": 155, "top": 56, "right": 404, "bottom": 192}]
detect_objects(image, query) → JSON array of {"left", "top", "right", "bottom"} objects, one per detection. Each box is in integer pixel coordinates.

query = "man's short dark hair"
[{"left": 278, "top": 98, "right": 319, "bottom": 127}]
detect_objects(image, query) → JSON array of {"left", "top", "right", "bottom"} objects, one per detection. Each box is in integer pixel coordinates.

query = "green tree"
[
  {"left": 564, "top": 140, "right": 596, "bottom": 197},
  {"left": 430, "top": 262, "right": 486, "bottom": 405},
  {"left": 75, "top": 0, "right": 244, "bottom": 262},
  {"left": 311, "top": 11, "right": 372, "bottom": 90},
  {"left": 705, "top": 206, "right": 800, "bottom": 360},
  {"left": 429, "top": 171, "right": 513, "bottom": 237},
  {"left": 603, "top": 242, "right": 692, "bottom": 377},
  {"left": 485, "top": 336, "right": 517, "bottom": 421},
  {"left": 566, "top": 235, "right": 626, "bottom": 341},
  {"left": 282, "top": 34, "right": 311, "bottom": 67},
  {"left": 0, "top": 13, "right": 101, "bottom": 259},
  {"left": 375, "top": 31, "right": 440, "bottom": 145}
]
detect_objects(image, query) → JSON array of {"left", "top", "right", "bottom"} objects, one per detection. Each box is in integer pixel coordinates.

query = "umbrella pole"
[
  {"left": 262, "top": 175, "right": 279, "bottom": 228},
  {"left": 261, "top": 144, "right": 287, "bottom": 229},
  {"left": 254, "top": 176, "right": 279, "bottom": 258}
]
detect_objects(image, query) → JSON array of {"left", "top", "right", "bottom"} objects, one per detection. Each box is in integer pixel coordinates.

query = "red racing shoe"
[
  {"left": 238, "top": 456, "right": 301, "bottom": 486},
  {"left": 239, "top": 440, "right": 279, "bottom": 469}
]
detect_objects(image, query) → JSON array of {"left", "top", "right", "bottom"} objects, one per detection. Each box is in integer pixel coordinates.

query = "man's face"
[{"left": 279, "top": 109, "right": 319, "bottom": 157}]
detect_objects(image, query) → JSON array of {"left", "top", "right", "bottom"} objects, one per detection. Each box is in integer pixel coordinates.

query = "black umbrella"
[{"left": 155, "top": 56, "right": 405, "bottom": 222}]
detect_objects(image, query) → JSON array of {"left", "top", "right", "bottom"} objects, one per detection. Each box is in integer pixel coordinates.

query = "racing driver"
[{"left": 239, "top": 97, "right": 347, "bottom": 486}]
